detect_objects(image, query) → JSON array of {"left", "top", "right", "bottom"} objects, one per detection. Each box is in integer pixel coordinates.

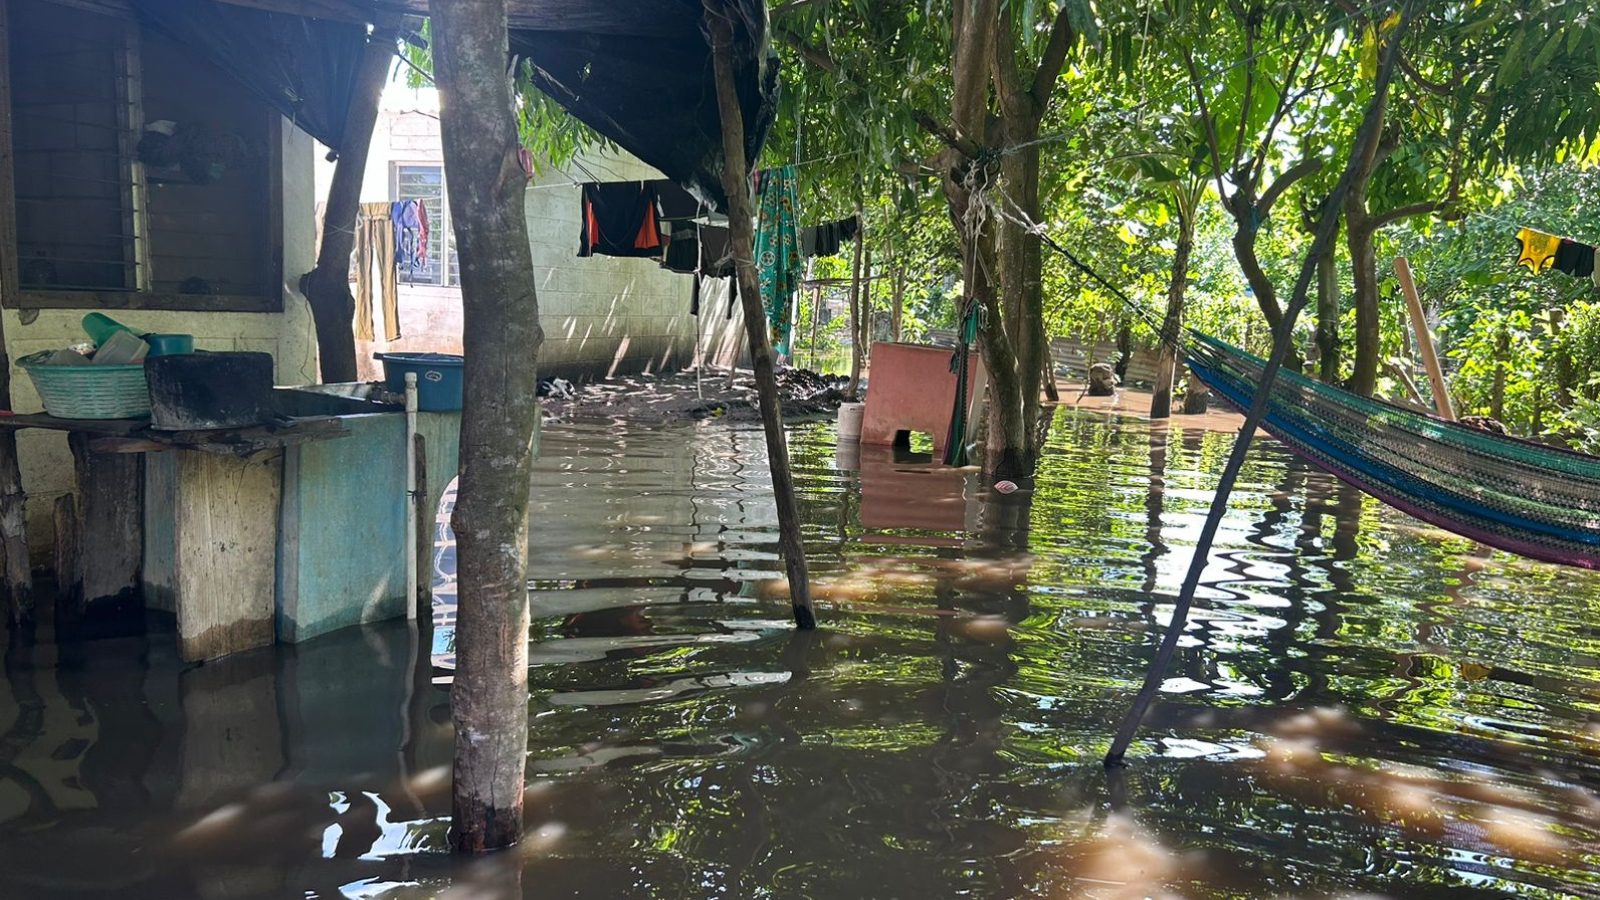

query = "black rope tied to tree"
[{"left": 1035, "top": 2, "right": 1416, "bottom": 768}]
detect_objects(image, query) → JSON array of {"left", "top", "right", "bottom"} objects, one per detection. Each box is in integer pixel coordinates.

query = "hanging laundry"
[
  {"left": 662, "top": 224, "right": 700, "bottom": 273},
  {"left": 1515, "top": 227, "right": 1562, "bottom": 272},
  {"left": 648, "top": 179, "right": 704, "bottom": 221},
  {"left": 414, "top": 199, "right": 429, "bottom": 267},
  {"left": 392, "top": 200, "right": 427, "bottom": 274},
  {"left": 578, "top": 182, "right": 663, "bottom": 258},
  {"left": 754, "top": 165, "right": 802, "bottom": 354},
  {"left": 1553, "top": 238, "right": 1596, "bottom": 278},
  {"left": 800, "top": 214, "right": 861, "bottom": 259},
  {"left": 354, "top": 202, "right": 398, "bottom": 341},
  {"left": 661, "top": 224, "right": 734, "bottom": 277}
]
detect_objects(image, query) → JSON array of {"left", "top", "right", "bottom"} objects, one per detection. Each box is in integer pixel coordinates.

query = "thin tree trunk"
[
  {"left": 1150, "top": 209, "right": 1194, "bottom": 419},
  {"left": 891, "top": 268, "right": 904, "bottom": 342},
  {"left": 861, "top": 239, "right": 873, "bottom": 365},
  {"left": 706, "top": 2, "right": 815, "bottom": 629},
  {"left": 1490, "top": 326, "right": 1508, "bottom": 420},
  {"left": 300, "top": 34, "right": 393, "bottom": 384},
  {"left": 997, "top": 138, "right": 1047, "bottom": 455},
  {"left": 433, "top": 0, "right": 538, "bottom": 854},
  {"left": 1315, "top": 247, "right": 1341, "bottom": 384},
  {"left": 846, "top": 204, "right": 864, "bottom": 400},
  {"left": 1346, "top": 216, "right": 1381, "bottom": 397}
]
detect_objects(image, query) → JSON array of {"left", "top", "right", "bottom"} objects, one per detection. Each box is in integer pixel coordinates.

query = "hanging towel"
[
  {"left": 578, "top": 182, "right": 662, "bottom": 258},
  {"left": 754, "top": 165, "right": 802, "bottom": 353},
  {"left": 1515, "top": 227, "right": 1562, "bottom": 272},
  {"left": 1553, "top": 238, "right": 1596, "bottom": 279},
  {"left": 354, "top": 202, "right": 398, "bottom": 341}
]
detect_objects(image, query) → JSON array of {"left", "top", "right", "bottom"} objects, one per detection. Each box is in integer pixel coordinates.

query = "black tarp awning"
[
  {"left": 506, "top": 0, "right": 776, "bottom": 211},
  {"left": 132, "top": 0, "right": 369, "bottom": 151},
  {"left": 134, "top": 0, "right": 776, "bottom": 208}
]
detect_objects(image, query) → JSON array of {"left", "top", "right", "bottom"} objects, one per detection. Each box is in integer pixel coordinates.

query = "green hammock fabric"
[{"left": 1186, "top": 331, "right": 1600, "bottom": 569}]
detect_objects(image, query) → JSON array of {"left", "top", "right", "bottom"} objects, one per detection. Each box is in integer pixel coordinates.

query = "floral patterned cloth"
[{"left": 754, "top": 165, "right": 802, "bottom": 354}]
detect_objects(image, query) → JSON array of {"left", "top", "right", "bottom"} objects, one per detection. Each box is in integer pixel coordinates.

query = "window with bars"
[
  {"left": 392, "top": 164, "right": 458, "bottom": 287},
  {"left": 3, "top": 0, "right": 279, "bottom": 311}
]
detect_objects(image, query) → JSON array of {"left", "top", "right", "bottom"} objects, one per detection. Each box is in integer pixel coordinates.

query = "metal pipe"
[{"left": 404, "top": 372, "right": 419, "bottom": 621}]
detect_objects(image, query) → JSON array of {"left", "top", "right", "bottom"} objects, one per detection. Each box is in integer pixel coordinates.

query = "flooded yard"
[{"left": 5, "top": 407, "right": 1600, "bottom": 898}]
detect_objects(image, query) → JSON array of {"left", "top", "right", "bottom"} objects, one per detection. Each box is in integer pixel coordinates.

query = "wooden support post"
[
  {"left": 300, "top": 32, "right": 394, "bottom": 384},
  {"left": 413, "top": 432, "right": 430, "bottom": 621},
  {"left": 170, "top": 451, "right": 282, "bottom": 662},
  {"left": 433, "top": 0, "right": 539, "bottom": 854},
  {"left": 68, "top": 433, "right": 143, "bottom": 611},
  {"left": 0, "top": 0, "right": 32, "bottom": 624},
  {"left": 706, "top": 2, "right": 815, "bottom": 629},
  {"left": 52, "top": 494, "right": 80, "bottom": 614},
  {"left": 809, "top": 286, "right": 821, "bottom": 369},
  {"left": 846, "top": 207, "right": 865, "bottom": 400},
  {"left": 1394, "top": 257, "right": 1455, "bottom": 421}
]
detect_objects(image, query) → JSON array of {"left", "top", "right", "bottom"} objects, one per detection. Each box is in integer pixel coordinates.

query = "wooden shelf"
[{"left": 0, "top": 413, "right": 349, "bottom": 454}]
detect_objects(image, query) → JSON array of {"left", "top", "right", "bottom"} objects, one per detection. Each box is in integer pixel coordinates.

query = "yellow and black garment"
[{"left": 1515, "top": 228, "right": 1562, "bottom": 272}]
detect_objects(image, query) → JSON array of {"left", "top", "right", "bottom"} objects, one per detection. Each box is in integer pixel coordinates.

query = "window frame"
[
  {"left": 389, "top": 160, "right": 457, "bottom": 289},
  {"left": 0, "top": 0, "right": 284, "bottom": 313}
]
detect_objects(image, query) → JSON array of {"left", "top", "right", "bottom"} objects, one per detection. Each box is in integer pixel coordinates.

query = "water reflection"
[{"left": 3, "top": 406, "right": 1600, "bottom": 898}]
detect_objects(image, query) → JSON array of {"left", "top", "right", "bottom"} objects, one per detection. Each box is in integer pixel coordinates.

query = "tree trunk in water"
[
  {"left": 707, "top": 3, "right": 815, "bottom": 629},
  {"left": 861, "top": 240, "right": 873, "bottom": 365},
  {"left": 996, "top": 139, "right": 1046, "bottom": 456},
  {"left": 1345, "top": 216, "right": 1381, "bottom": 397},
  {"left": 433, "top": 0, "right": 538, "bottom": 854},
  {"left": 1150, "top": 210, "right": 1194, "bottom": 420},
  {"left": 300, "top": 35, "right": 393, "bottom": 384},
  {"left": 1315, "top": 247, "right": 1341, "bottom": 384},
  {"left": 845, "top": 204, "right": 864, "bottom": 400}
]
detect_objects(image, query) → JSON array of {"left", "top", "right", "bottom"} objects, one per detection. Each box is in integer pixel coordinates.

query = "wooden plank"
[
  {"left": 68, "top": 432, "right": 143, "bottom": 608},
  {"left": 174, "top": 449, "right": 282, "bottom": 661},
  {"left": 52, "top": 493, "right": 81, "bottom": 612},
  {"left": 1394, "top": 256, "right": 1456, "bottom": 421},
  {"left": 0, "top": 0, "right": 33, "bottom": 623}
]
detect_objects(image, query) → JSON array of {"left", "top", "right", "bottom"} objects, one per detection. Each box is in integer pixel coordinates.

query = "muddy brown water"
[{"left": 4, "top": 409, "right": 1600, "bottom": 898}]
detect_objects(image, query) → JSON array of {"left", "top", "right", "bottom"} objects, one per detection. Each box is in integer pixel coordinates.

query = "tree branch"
[
  {"left": 1372, "top": 199, "right": 1448, "bottom": 229},
  {"left": 770, "top": 0, "right": 825, "bottom": 18},
  {"left": 772, "top": 24, "right": 840, "bottom": 74},
  {"left": 1027, "top": 4, "right": 1079, "bottom": 115},
  {"left": 1259, "top": 157, "right": 1323, "bottom": 218},
  {"left": 914, "top": 109, "right": 983, "bottom": 160},
  {"left": 1183, "top": 49, "right": 1232, "bottom": 209},
  {"left": 1398, "top": 53, "right": 1454, "bottom": 97}
]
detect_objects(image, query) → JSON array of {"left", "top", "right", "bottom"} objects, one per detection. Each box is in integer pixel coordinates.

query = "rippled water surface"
[{"left": 5, "top": 407, "right": 1600, "bottom": 898}]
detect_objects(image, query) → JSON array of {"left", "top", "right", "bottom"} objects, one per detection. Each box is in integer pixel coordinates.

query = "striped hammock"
[{"left": 1185, "top": 331, "right": 1600, "bottom": 570}]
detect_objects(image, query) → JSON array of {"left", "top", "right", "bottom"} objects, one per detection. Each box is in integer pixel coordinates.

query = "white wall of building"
[{"left": 316, "top": 84, "right": 744, "bottom": 382}]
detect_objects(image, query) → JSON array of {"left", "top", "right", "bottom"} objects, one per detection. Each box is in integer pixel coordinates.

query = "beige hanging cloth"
[{"left": 353, "top": 202, "right": 399, "bottom": 341}]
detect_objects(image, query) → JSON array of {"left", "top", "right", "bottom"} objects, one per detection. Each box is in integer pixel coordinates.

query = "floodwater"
[{"left": 4, "top": 408, "right": 1600, "bottom": 899}]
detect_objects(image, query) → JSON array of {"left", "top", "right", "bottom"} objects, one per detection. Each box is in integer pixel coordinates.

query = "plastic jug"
[{"left": 82, "top": 312, "right": 142, "bottom": 347}]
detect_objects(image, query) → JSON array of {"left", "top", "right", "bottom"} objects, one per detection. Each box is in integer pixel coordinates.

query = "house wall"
[
  {"left": 319, "top": 87, "right": 746, "bottom": 382},
  {"left": 1, "top": 123, "right": 318, "bottom": 552}
]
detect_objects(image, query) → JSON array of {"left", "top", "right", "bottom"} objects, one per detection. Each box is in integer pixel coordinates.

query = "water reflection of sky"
[{"left": 3, "top": 407, "right": 1600, "bottom": 898}]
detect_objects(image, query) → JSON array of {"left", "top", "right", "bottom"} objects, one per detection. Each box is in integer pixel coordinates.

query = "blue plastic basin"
[{"left": 376, "top": 352, "right": 464, "bottom": 411}]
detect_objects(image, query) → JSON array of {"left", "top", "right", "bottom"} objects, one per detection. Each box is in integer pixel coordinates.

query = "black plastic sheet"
[
  {"left": 133, "top": 0, "right": 368, "bottom": 151},
  {"left": 509, "top": 0, "right": 776, "bottom": 212}
]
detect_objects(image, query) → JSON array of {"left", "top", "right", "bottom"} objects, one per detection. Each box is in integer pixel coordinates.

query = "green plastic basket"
[{"left": 18, "top": 351, "right": 151, "bottom": 419}]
